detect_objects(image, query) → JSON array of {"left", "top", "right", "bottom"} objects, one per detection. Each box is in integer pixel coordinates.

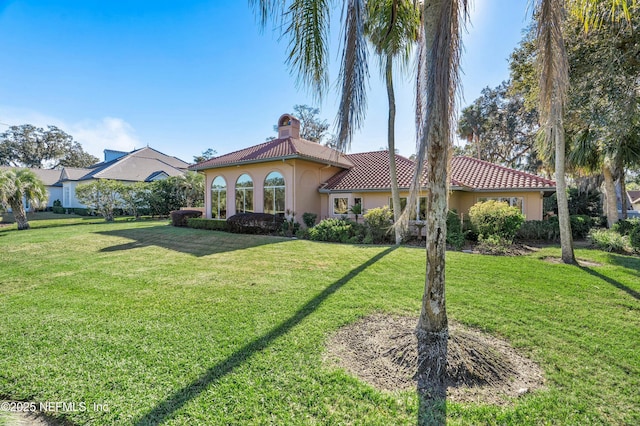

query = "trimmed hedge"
[
  {"left": 187, "top": 218, "right": 228, "bottom": 231},
  {"left": 226, "top": 213, "right": 284, "bottom": 234},
  {"left": 170, "top": 209, "right": 203, "bottom": 227}
]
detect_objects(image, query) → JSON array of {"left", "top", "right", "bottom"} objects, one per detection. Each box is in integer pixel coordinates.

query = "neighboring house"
[
  {"left": 627, "top": 190, "right": 640, "bottom": 218},
  {"left": 59, "top": 147, "right": 189, "bottom": 208},
  {"left": 190, "top": 114, "right": 556, "bottom": 223},
  {"left": 0, "top": 166, "right": 63, "bottom": 210},
  {"left": 2, "top": 147, "right": 189, "bottom": 210}
]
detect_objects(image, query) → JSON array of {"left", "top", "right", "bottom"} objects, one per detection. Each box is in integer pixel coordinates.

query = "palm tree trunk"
[
  {"left": 603, "top": 161, "right": 618, "bottom": 227},
  {"left": 415, "top": 0, "right": 463, "bottom": 423},
  {"left": 385, "top": 54, "right": 403, "bottom": 245},
  {"left": 554, "top": 116, "right": 575, "bottom": 263},
  {"left": 11, "top": 201, "right": 30, "bottom": 230}
]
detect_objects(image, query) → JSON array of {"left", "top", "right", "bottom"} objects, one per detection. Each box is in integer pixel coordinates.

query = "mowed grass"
[{"left": 0, "top": 221, "right": 638, "bottom": 425}]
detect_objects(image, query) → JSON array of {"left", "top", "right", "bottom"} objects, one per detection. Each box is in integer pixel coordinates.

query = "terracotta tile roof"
[
  {"left": 190, "top": 137, "right": 354, "bottom": 170},
  {"left": 321, "top": 153, "right": 555, "bottom": 192},
  {"left": 451, "top": 156, "right": 555, "bottom": 190},
  {"left": 321, "top": 150, "right": 416, "bottom": 191}
]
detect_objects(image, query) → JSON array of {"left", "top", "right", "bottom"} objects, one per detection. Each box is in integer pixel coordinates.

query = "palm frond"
[
  {"left": 248, "top": 0, "right": 287, "bottom": 29},
  {"left": 335, "top": 0, "right": 369, "bottom": 151},
  {"left": 569, "top": 0, "right": 636, "bottom": 31},
  {"left": 285, "top": 0, "right": 332, "bottom": 98}
]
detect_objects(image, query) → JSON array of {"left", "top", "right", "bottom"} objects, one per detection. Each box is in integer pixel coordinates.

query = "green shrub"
[
  {"left": 547, "top": 215, "right": 595, "bottom": 240},
  {"left": 302, "top": 212, "right": 317, "bottom": 228},
  {"left": 588, "top": 229, "right": 628, "bottom": 253},
  {"left": 516, "top": 220, "right": 560, "bottom": 241},
  {"left": 570, "top": 215, "right": 594, "bottom": 239},
  {"left": 73, "top": 208, "right": 91, "bottom": 216},
  {"left": 187, "top": 218, "right": 228, "bottom": 231},
  {"left": 363, "top": 206, "right": 394, "bottom": 244},
  {"left": 308, "top": 218, "right": 364, "bottom": 243},
  {"left": 446, "top": 210, "right": 465, "bottom": 250},
  {"left": 613, "top": 219, "right": 639, "bottom": 236},
  {"left": 281, "top": 219, "right": 300, "bottom": 237},
  {"left": 52, "top": 206, "right": 66, "bottom": 214},
  {"left": 629, "top": 225, "right": 640, "bottom": 252},
  {"left": 476, "top": 235, "right": 511, "bottom": 255},
  {"left": 468, "top": 200, "right": 524, "bottom": 243},
  {"left": 53, "top": 199, "right": 62, "bottom": 207}
]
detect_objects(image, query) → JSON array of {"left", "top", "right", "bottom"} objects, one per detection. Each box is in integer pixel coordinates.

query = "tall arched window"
[
  {"left": 235, "top": 174, "right": 254, "bottom": 213},
  {"left": 264, "top": 171, "right": 285, "bottom": 216},
  {"left": 211, "top": 176, "right": 227, "bottom": 219}
]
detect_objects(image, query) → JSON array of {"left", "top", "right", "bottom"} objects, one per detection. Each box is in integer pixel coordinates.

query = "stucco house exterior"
[{"left": 190, "top": 114, "right": 556, "bottom": 223}]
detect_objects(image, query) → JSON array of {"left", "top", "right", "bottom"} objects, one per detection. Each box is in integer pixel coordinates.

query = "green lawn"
[{"left": 0, "top": 220, "right": 638, "bottom": 425}]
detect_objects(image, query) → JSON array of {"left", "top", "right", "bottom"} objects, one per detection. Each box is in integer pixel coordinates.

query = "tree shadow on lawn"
[
  {"left": 133, "top": 246, "right": 397, "bottom": 425},
  {"left": 580, "top": 265, "right": 640, "bottom": 301},
  {"left": 96, "top": 226, "right": 289, "bottom": 257}
]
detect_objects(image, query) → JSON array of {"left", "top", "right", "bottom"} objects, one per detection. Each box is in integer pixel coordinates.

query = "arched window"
[
  {"left": 211, "top": 176, "right": 227, "bottom": 219},
  {"left": 264, "top": 171, "right": 285, "bottom": 216},
  {"left": 235, "top": 174, "right": 254, "bottom": 213}
]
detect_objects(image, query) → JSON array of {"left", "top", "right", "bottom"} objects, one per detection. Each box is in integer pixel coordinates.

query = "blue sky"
[{"left": 0, "top": 0, "right": 531, "bottom": 163}]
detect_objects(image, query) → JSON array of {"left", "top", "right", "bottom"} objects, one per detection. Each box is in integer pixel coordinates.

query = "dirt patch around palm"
[{"left": 324, "top": 314, "right": 545, "bottom": 405}]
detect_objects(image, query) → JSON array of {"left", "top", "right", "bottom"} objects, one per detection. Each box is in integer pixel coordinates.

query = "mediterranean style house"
[
  {"left": 190, "top": 114, "right": 556, "bottom": 223},
  {"left": 2, "top": 147, "right": 189, "bottom": 210}
]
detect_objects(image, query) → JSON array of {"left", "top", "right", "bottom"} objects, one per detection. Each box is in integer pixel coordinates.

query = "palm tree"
[
  {"left": 0, "top": 168, "right": 47, "bottom": 230},
  {"left": 177, "top": 171, "right": 205, "bottom": 208},
  {"left": 536, "top": 0, "right": 635, "bottom": 262},
  {"left": 365, "top": 0, "right": 420, "bottom": 244},
  {"left": 405, "top": 2, "right": 468, "bottom": 422},
  {"left": 536, "top": 0, "right": 576, "bottom": 264}
]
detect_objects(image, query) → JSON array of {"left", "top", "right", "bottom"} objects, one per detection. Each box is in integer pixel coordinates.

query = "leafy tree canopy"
[
  {"left": 193, "top": 148, "right": 217, "bottom": 164},
  {"left": 457, "top": 81, "right": 540, "bottom": 172},
  {"left": 0, "top": 124, "right": 98, "bottom": 169}
]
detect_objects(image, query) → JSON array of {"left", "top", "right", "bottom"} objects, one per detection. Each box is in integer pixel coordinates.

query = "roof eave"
[{"left": 191, "top": 154, "right": 351, "bottom": 171}]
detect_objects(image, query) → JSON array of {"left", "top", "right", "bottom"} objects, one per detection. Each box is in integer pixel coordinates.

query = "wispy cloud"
[{"left": 0, "top": 106, "right": 140, "bottom": 159}]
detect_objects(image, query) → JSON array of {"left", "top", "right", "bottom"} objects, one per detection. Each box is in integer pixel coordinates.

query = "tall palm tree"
[
  {"left": 0, "top": 168, "right": 47, "bottom": 230},
  {"left": 536, "top": 0, "right": 576, "bottom": 263},
  {"left": 536, "top": 0, "right": 635, "bottom": 263},
  {"left": 406, "top": 2, "right": 468, "bottom": 422},
  {"left": 365, "top": 0, "right": 420, "bottom": 245}
]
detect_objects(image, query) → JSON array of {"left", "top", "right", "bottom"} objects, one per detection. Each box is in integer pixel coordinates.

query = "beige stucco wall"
[
  {"left": 325, "top": 189, "right": 546, "bottom": 221},
  {"left": 450, "top": 190, "right": 546, "bottom": 221},
  {"left": 202, "top": 159, "right": 342, "bottom": 220}
]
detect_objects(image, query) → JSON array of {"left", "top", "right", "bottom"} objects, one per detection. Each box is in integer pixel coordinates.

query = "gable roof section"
[
  {"left": 628, "top": 190, "right": 640, "bottom": 204},
  {"left": 190, "top": 137, "right": 354, "bottom": 170},
  {"left": 321, "top": 153, "right": 555, "bottom": 192},
  {"left": 61, "top": 147, "right": 189, "bottom": 183}
]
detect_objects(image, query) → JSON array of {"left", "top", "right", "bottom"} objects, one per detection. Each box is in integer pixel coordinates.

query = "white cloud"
[
  {"left": 69, "top": 118, "right": 138, "bottom": 159},
  {"left": 0, "top": 106, "right": 141, "bottom": 160}
]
